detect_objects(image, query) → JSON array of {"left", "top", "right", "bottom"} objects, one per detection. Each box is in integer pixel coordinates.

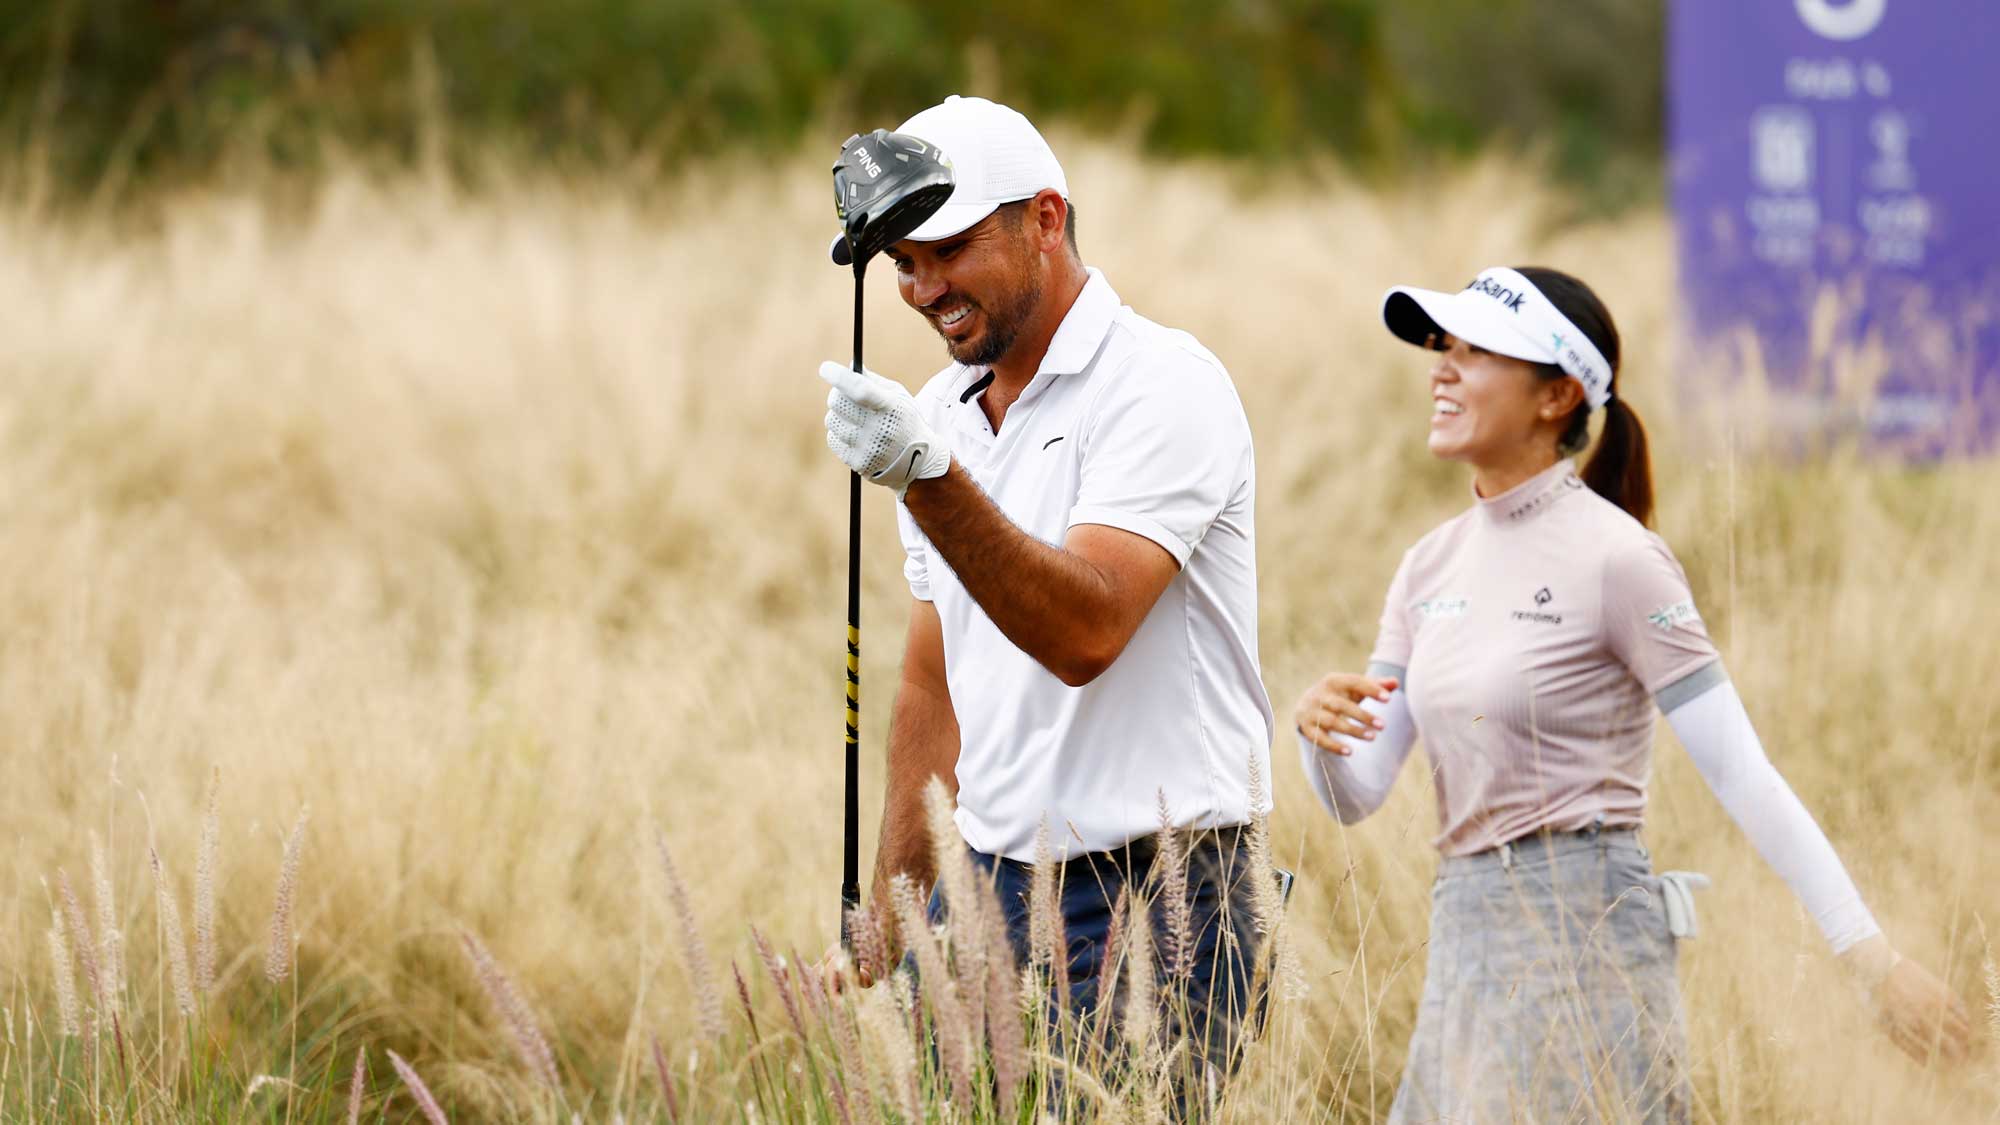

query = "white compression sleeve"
[
  {"left": 1664, "top": 673, "right": 1882, "bottom": 953},
  {"left": 1298, "top": 672, "right": 1417, "bottom": 824}
]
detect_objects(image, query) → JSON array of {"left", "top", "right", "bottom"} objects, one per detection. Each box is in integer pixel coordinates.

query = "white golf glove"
[{"left": 820, "top": 361, "right": 952, "bottom": 497}]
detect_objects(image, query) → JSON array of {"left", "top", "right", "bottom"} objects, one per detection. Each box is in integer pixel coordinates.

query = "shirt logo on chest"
[
  {"left": 1512, "top": 586, "right": 1564, "bottom": 625},
  {"left": 1414, "top": 597, "right": 1469, "bottom": 620}
]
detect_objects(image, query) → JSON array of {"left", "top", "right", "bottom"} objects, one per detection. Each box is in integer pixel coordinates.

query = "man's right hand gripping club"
[{"left": 821, "top": 361, "right": 952, "bottom": 497}]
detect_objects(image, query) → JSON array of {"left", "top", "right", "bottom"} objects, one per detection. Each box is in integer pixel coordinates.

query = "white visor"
[{"left": 1381, "top": 266, "right": 1613, "bottom": 409}]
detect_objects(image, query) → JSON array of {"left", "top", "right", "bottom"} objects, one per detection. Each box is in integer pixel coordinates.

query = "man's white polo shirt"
[{"left": 895, "top": 268, "right": 1274, "bottom": 862}]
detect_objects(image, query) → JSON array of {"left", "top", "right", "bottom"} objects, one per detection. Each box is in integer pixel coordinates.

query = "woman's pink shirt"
[{"left": 1370, "top": 459, "right": 1719, "bottom": 857}]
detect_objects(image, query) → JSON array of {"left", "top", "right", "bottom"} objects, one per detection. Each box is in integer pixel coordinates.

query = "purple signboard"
[{"left": 1670, "top": 0, "right": 2000, "bottom": 455}]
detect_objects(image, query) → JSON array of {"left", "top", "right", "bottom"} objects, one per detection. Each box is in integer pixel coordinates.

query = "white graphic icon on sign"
[
  {"left": 1862, "top": 61, "right": 1892, "bottom": 97},
  {"left": 1796, "top": 0, "right": 1888, "bottom": 41},
  {"left": 1752, "top": 108, "right": 1815, "bottom": 192},
  {"left": 1868, "top": 111, "right": 1915, "bottom": 190}
]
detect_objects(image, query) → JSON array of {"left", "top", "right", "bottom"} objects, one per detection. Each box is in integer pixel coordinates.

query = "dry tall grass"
[{"left": 0, "top": 141, "right": 1996, "bottom": 1120}]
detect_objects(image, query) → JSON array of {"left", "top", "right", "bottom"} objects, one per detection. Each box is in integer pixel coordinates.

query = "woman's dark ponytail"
[
  {"left": 1584, "top": 396, "right": 1653, "bottom": 527},
  {"left": 1516, "top": 266, "right": 1656, "bottom": 527}
]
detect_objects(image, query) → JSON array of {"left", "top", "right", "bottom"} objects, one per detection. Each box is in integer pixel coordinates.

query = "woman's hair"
[{"left": 1516, "top": 266, "right": 1654, "bottom": 527}]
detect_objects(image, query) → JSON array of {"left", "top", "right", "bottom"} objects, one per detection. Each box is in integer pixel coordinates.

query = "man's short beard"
[{"left": 946, "top": 274, "right": 1042, "bottom": 367}]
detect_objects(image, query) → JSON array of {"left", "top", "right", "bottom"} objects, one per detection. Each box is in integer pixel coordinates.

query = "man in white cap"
[{"left": 816, "top": 95, "right": 1275, "bottom": 1080}]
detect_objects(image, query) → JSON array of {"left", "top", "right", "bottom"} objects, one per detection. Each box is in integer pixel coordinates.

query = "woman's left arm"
[
  {"left": 1665, "top": 673, "right": 1973, "bottom": 1063},
  {"left": 1664, "top": 674, "right": 1876, "bottom": 950}
]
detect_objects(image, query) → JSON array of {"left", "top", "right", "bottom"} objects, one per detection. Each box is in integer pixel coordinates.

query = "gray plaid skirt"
[{"left": 1390, "top": 827, "right": 1698, "bottom": 1125}]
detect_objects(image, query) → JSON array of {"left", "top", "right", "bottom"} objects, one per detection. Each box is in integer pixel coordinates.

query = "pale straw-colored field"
[{"left": 1, "top": 143, "right": 1995, "bottom": 1121}]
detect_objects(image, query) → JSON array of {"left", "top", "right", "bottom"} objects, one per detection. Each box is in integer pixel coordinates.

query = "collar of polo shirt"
[
  {"left": 1034, "top": 268, "right": 1120, "bottom": 377},
  {"left": 953, "top": 267, "right": 1119, "bottom": 403}
]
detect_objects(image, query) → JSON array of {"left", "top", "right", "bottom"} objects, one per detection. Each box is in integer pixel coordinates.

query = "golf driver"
[{"left": 829, "top": 129, "right": 953, "bottom": 947}]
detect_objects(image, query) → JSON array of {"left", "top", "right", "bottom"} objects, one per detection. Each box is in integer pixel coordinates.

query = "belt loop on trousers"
[{"left": 1498, "top": 841, "right": 1513, "bottom": 870}]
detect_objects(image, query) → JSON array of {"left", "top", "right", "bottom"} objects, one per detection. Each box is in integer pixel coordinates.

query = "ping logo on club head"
[{"left": 855, "top": 146, "right": 883, "bottom": 179}]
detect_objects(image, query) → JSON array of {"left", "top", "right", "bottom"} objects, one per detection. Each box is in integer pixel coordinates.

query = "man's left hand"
[{"left": 820, "top": 361, "right": 952, "bottom": 497}]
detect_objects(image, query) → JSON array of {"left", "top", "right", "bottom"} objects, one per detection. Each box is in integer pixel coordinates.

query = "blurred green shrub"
[{"left": 0, "top": 0, "right": 1661, "bottom": 198}]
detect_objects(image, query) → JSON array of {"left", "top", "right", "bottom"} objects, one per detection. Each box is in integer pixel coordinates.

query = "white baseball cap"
[
  {"left": 895, "top": 95, "right": 1067, "bottom": 240},
  {"left": 828, "top": 95, "right": 1068, "bottom": 264},
  {"left": 1382, "top": 266, "right": 1615, "bottom": 409}
]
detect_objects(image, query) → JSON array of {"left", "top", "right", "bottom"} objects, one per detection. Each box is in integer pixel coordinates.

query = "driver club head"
[{"left": 830, "top": 129, "right": 955, "bottom": 272}]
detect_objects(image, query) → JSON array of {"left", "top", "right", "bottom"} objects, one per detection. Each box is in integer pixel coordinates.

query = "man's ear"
[{"left": 1029, "top": 190, "right": 1068, "bottom": 255}]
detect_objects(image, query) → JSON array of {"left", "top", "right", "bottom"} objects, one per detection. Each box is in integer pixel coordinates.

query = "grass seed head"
[
  {"left": 845, "top": 903, "right": 890, "bottom": 987},
  {"left": 828, "top": 992, "right": 877, "bottom": 1125},
  {"left": 656, "top": 831, "right": 726, "bottom": 1042},
  {"left": 194, "top": 766, "right": 221, "bottom": 992},
  {"left": 46, "top": 917, "right": 80, "bottom": 1037},
  {"left": 56, "top": 870, "right": 102, "bottom": 1016},
  {"left": 1093, "top": 884, "right": 1129, "bottom": 1050},
  {"left": 265, "top": 806, "right": 309, "bottom": 985},
  {"left": 1121, "top": 890, "right": 1157, "bottom": 1053},
  {"left": 347, "top": 1046, "right": 367, "bottom": 1125},
  {"left": 89, "top": 833, "right": 124, "bottom": 1006},
  {"left": 857, "top": 987, "right": 921, "bottom": 1123},
  {"left": 148, "top": 847, "right": 196, "bottom": 1016},
  {"left": 459, "top": 928, "right": 561, "bottom": 1091},
  {"left": 922, "top": 779, "right": 980, "bottom": 940},
  {"left": 750, "top": 925, "right": 810, "bottom": 1044},
  {"left": 980, "top": 905, "right": 1026, "bottom": 1120},
  {"left": 1154, "top": 790, "right": 1193, "bottom": 983},
  {"left": 890, "top": 873, "right": 974, "bottom": 1108},
  {"left": 387, "top": 1049, "right": 450, "bottom": 1125},
  {"left": 651, "top": 1034, "right": 681, "bottom": 1123},
  {"left": 1029, "top": 818, "right": 1060, "bottom": 972},
  {"left": 1244, "top": 753, "right": 1284, "bottom": 938},
  {"left": 732, "top": 960, "right": 762, "bottom": 1043}
]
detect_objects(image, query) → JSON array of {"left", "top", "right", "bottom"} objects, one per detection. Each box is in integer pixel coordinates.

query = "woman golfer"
[{"left": 1295, "top": 266, "right": 1971, "bottom": 1121}]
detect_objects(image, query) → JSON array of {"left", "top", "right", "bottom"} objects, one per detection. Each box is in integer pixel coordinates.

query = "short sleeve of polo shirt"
[
  {"left": 895, "top": 497, "right": 933, "bottom": 602},
  {"left": 1066, "top": 350, "right": 1247, "bottom": 567},
  {"left": 1601, "top": 535, "right": 1720, "bottom": 696},
  {"left": 1367, "top": 549, "right": 1417, "bottom": 673}
]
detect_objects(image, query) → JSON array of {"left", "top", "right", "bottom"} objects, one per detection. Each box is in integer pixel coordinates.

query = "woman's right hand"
[{"left": 1294, "top": 671, "right": 1399, "bottom": 755}]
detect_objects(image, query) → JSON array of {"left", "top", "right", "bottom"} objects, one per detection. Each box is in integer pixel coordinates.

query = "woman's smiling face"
[{"left": 1425, "top": 334, "right": 1577, "bottom": 467}]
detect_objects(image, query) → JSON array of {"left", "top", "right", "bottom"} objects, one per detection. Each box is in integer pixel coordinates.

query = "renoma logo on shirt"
[
  {"left": 1512, "top": 587, "right": 1563, "bottom": 625},
  {"left": 1647, "top": 600, "right": 1702, "bottom": 631}
]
